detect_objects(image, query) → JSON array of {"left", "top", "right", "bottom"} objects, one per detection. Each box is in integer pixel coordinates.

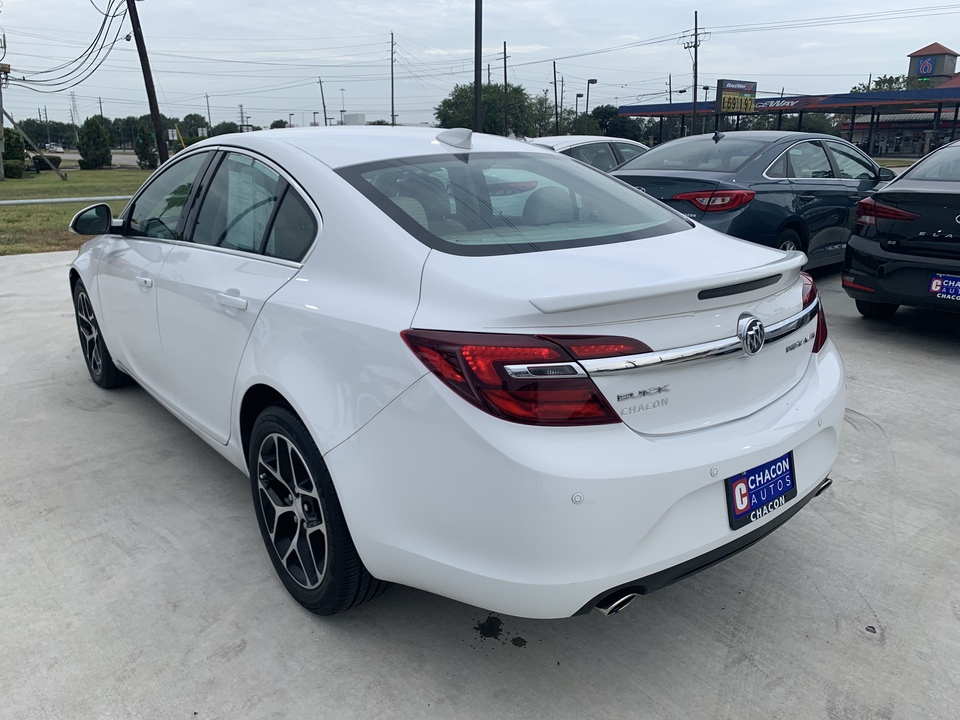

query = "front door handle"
[
  {"left": 217, "top": 292, "right": 248, "bottom": 311},
  {"left": 135, "top": 275, "right": 153, "bottom": 288},
  {"left": 797, "top": 194, "right": 816, "bottom": 202}
]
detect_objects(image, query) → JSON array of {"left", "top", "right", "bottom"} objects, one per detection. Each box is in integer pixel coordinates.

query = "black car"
[
  {"left": 612, "top": 131, "right": 895, "bottom": 268},
  {"left": 842, "top": 139, "right": 960, "bottom": 318}
]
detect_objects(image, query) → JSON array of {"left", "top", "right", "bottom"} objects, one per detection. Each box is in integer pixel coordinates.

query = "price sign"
[{"left": 716, "top": 80, "right": 757, "bottom": 114}]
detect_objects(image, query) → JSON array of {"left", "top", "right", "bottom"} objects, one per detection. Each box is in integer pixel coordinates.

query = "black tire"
[
  {"left": 856, "top": 299, "right": 899, "bottom": 319},
  {"left": 72, "top": 280, "right": 128, "bottom": 389},
  {"left": 776, "top": 228, "right": 803, "bottom": 253},
  {"left": 249, "top": 406, "right": 388, "bottom": 615}
]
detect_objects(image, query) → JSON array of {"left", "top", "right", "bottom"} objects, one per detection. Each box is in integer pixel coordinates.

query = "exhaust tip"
[
  {"left": 815, "top": 477, "right": 833, "bottom": 497},
  {"left": 595, "top": 590, "right": 640, "bottom": 617}
]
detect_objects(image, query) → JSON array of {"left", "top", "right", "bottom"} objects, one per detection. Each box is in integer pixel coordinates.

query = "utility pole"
[
  {"left": 0, "top": 64, "right": 6, "bottom": 182},
  {"left": 503, "top": 42, "right": 508, "bottom": 137},
  {"left": 318, "top": 77, "right": 329, "bottom": 126},
  {"left": 668, "top": 74, "right": 672, "bottom": 103},
  {"left": 125, "top": 0, "right": 168, "bottom": 162},
  {"left": 239, "top": 104, "right": 244, "bottom": 127},
  {"left": 390, "top": 32, "right": 396, "bottom": 126},
  {"left": 98, "top": 97, "right": 104, "bottom": 118},
  {"left": 487, "top": 64, "right": 491, "bottom": 85},
  {"left": 681, "top": 11, "right": 709, "bottom": 136},
  {"left": 205, "top": 93, "right": 212, "bottom": 130},
  {"left": 473, "top": 0, "right": 482, "bottom": 132},
  {"left": 553, "top": 61, "right": 559, "bottom": 134}
]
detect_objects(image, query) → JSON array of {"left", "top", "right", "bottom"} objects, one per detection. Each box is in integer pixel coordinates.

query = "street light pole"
[
  {"left": 585, "top": 78, "right": 597, "bottom": 118},
  {"left": 288, "top": 113, "right": 294, "bottom": 128},
  {"left": 340, "top": 88, "right": 345, "bottom": 125},
  {"left": 313, "top": 111, "right": 318, "bottom": 126},
  {"left": 575, "top": 93, "right": 583, "bottom": 117},
  {"left": 125, "top": 0, "right": 168, "bottom": 163}
]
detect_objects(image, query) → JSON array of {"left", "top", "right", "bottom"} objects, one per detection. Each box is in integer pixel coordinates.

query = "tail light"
[
  {"left": 672, "top": 189, "right": 756, "bottom": 212},
  {"left": 401, "top": 330, "right": 651, "bottom": 426},
  {"left": 855, "top": 196, "right": 920, "bottom": 226},
  {"left": 800, "top": 272, "right": 828, "bottom": 353}
]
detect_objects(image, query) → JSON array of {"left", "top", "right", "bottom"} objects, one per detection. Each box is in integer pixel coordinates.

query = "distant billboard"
[{"left": 716, "top": 79, "right": 757, "bottom": 114}]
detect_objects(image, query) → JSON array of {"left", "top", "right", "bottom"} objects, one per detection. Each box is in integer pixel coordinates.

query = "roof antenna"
[
  {"left": 712, "top": 130, "right": 725, "bottom": 144},
  {"left": 436, "top": 128, "right": 473, "bottom": 149}
]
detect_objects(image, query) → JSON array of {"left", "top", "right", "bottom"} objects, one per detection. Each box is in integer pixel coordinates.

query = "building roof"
[
  {"left": 937, "top": 73, "right": 960, "bottom": 88},
  {"left": 908, "top": 42, "right": 959, "bottom": 57}
]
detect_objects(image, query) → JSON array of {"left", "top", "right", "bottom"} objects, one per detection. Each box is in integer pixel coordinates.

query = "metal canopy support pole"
[
  {"left": 658, "top": 116, "right": 664, "bottom": 144},
  {"left": 681, "top": 114, "right": 686, "bottom": 136},
  {"left": 934, "top": 102, "right": 944, "bottom": 146},
  {"left": 797, "top": 110, "right": 804, "bottom": 132},
  {"left": 866, "top": 107, "right": 876, "bottom": 155},
  {"left": 777, "top": 110, "right": 783, "bottom": 130},
  {"left": 849, "top": 106, "right": 857, "bottom": 142},
  {"left": 735, "top": 114, "right": 741, "bottom": 131},
  {"left": 951, "top": 102, "right": 959, "bottom": 141}
]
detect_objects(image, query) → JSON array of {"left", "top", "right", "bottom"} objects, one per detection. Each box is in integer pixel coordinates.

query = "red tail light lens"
[
  {"left": 672, "top": 189, "right": 756, "bottom": 212},
  {"left": 801, "top": 272, "right": 828, "bottom": 353},
  {"left": 855, "top": 196, "right": 920, "bottom": 226},
  {"left": 401, "top": 331, "right": 651, "bottom": 426}
]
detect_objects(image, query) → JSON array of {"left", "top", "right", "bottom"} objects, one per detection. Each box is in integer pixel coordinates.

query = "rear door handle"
[
  {"left": 797, "top": 194, "right": 816, "bottom": 202},
  {"left": 217, "top": 292, "right": 248, "bottom": 311},
  {"left": 135, "top": 275, "right": 153, "bottom": 288}
]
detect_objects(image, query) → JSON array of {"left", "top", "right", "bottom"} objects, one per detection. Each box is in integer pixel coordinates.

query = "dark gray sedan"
[{"left": 612, "top": 131, "right": 895, "bottom": 268}]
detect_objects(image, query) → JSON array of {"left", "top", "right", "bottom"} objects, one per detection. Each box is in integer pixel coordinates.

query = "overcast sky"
[{"left": 1, "top": 1, "right": 958, "bottom": 130}]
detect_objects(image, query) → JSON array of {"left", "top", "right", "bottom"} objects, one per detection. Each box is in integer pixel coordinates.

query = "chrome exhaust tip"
[
  {"left": 815, "top": 477, "right": 833, "bottom": 497},
  {"left": 594, "top": 590, "right": 640, "bottom": 617}
]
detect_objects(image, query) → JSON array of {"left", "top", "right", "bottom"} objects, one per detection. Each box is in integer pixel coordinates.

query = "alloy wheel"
[
  {"left": 255, "top": 433, "right": 328, "bottom": 589},
  {"left": 75, "top": 289, "right": 103, "bottom": 378}
]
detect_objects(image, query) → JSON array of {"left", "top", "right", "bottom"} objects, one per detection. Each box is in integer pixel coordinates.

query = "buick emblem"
[{"left": 738, "top": 313, "right": 766, "bottom": 356}]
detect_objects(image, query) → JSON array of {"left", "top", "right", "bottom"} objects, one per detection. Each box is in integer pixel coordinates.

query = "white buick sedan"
[{"left": 69, "top": 127, "right": 844, "bottom": 619}]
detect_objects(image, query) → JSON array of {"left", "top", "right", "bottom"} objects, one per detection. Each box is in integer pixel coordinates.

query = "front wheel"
[
  {"left": 72, "top": 280, "right": 128, "bottom": 388},
  {"left": 249, "top": 406, "right": 388, "bottom": 615},
  {"left": 855, "top": 299, "right": 899, "bottom": 319}
]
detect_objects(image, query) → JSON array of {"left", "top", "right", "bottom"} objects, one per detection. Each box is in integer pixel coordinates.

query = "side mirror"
[
  {"left": 878, "top": 167, "right": 896, "bottom": 182},
  {"left": 70, "top": 203, "right": 114, "bottom": 236}
]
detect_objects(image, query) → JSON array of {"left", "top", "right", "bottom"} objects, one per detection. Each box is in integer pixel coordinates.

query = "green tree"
[
  {"left": 180, "top": 113, "right": 208, "bottom": 138},
  {"left": 270, "top": 119, "right": 288, "bottom": 129},
  {"left": 435, "top": 82, "right": 534, "bottom": 138},
  {"left": 77, "top": 117, "right": 112, "bottom": 168},
  {"left": 5, "top": 127, "right": 26, "bottom": 162},
  {"left": 367, "top": 119, "right": 391, "bottom": 126},
  {"left": 530, "top": 91, "right": 557, "bottom": 137},
  {"left": 850, "top": 74, "right": 932, "bottom": 93},
  {"left": 134, "top": 121, "right": 159, "bottom": 170},
  {"left": 212, "top": 121, "right": 239, "bottom": 136}
]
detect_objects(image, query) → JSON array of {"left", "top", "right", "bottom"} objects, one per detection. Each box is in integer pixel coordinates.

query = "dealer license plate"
[
  {"left": 724, "top": 452, "right": 797, "bottom": 530},
  {"left": 929, "top": 273, "right": 960, "bottom": 299}
]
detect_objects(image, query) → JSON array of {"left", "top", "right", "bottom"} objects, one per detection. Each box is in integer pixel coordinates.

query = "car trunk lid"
[{"left": 873, "top": 183, "right": 960, "bottom": 260}]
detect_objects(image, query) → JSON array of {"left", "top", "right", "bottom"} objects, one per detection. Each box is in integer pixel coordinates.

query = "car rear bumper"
[
  {"left": 325, "top": 342, "right": 846, "bottom": 619},
  {"left": 843, "top": 235, "right": 960, "bottom": 311}
]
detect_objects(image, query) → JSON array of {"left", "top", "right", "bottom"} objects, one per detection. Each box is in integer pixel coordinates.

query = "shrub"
[
  {"left": 134, "top": 121, "right": 158, "bottom": 170},
  {"left": 3, "top": 160, "right": 25, "bottom": 178},
  {"left": 4, "top": 130, "right": 26, "bottom": 162},
  {"left": 33, "top": 155, "right": 63, "bottom": 171},
  {"left": 77, "top": 158, "right": 98, "bottom": 170}
]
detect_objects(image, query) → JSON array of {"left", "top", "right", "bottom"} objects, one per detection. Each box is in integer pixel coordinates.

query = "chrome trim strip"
[
  {"left": 580, "top": 299, "right": 819, "bottom": 376},
  {"left": 504, "top": 362, "right": 589, "bottom": 379}
]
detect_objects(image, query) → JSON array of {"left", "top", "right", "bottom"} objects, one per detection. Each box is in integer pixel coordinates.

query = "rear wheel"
[
  {"left": 72, "top": 280, "right": 128, "bottom": 388},
  {"left": 249, "top": 406, "right": 388, "bottom": 615},
  {"left": 855, "top": 299, "right": 899, "bottom": 319},
  {"left": 777, "top": 228, "right": 803, "bottom": 253}
]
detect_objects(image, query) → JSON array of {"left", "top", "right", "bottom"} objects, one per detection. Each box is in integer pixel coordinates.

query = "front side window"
[
  {"left": 128, "top": 152, "right": 208, "bottom": 239},
  {"left": 192, "top": 153, "right": 283, "bottom": 252},
  {"left": 787, "top": 142, "right": 834, "bottom": 179},
  {"left": 825, "top": 141, "right": 876, "bottom": 180},
  {"left": 614, "top": 142, "right": 646, "bottom": 163},
  {"left": 338, "top": 152, "right": 688, "bottom": 256}
]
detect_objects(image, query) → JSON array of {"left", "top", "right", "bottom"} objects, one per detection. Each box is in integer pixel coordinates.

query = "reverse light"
[
  {"left": 672, "top": 189, "right": 756, "bottom": 212},
  {"left": 855, "top": 196, "right": 920, "bottom": 226},
  {"left": 401, "top": 331, "right": 651, "bottom": 426},
  {"left": 800, "top": 272, "right": 828, "bottom": 353}
]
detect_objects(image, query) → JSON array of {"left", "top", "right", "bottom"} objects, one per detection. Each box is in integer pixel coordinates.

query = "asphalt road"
[{"left": 1, "top": 251, "right": 958, "bottom": 719}]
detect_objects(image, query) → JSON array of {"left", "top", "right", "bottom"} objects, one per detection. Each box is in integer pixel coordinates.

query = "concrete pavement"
[{"left": 1, "top": 251, "right": 958, "bottom": 719}]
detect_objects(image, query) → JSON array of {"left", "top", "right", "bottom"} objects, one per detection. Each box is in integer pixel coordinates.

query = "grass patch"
[
  {"left": 876, "top": 158, "right": 915, "bottom": 168},
  {"left": 0, "top": 169, "right": 151, "bottom": 256}
]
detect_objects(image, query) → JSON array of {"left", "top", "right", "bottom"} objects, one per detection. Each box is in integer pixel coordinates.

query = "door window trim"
[{"left": 762, "top": 139, "right": 845, "bottom": 182}]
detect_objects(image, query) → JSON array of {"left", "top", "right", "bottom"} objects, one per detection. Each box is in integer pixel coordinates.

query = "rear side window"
[
  {"left": 338, "top": 152, "right": 688, "bottom": 256},
  {"left": 619, "top": 138, "right": 767, "bottom": 173},
  {"left": 264, "top": 189, "right": 317, "bottom": 262},
  {"left": 903, "top": 145, "right": 960, "bottom": 180},
  {"left": 192, "top": 153, "right": 282, "bottom": 252},
  {"left": 787, "top": 142, "right": 834, "bottom": 179},
  {"left": 570, "top": 142, "right": 618, "bottom": 171},
  {"left": 614, "top": 142, "right": 647, "bottom": 163}
]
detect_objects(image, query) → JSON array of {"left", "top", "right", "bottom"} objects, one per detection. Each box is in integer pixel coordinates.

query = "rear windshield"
[
  {"left": 618, "top": 138, "right": 769, "bottom": 173},
  {"left": 336, "top": 152, "right": 688, "bottom": 256},
  {"left": 904, "top": 145, "right": 960, "bottom": 181}
]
